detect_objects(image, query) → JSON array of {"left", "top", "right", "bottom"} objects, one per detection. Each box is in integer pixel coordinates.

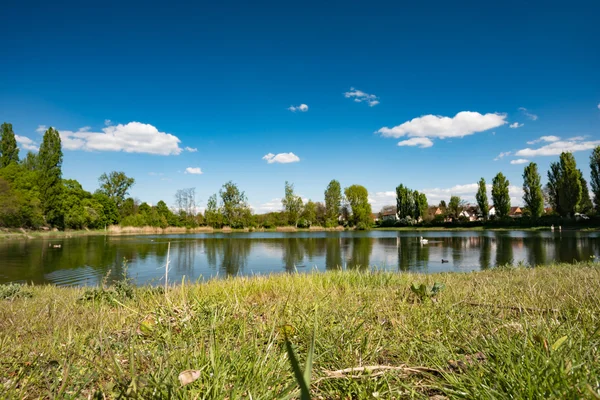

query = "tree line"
[{"left": 0, "top": 122, "right": 375, "bottom": 230}]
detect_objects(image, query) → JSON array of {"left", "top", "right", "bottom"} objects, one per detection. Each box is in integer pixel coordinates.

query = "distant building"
[
  {"left": 380, "top": 206, "right": 398, "bottom": 222},
  {"left": 509, "top": 206, "right": 523, "bottom": 218}
]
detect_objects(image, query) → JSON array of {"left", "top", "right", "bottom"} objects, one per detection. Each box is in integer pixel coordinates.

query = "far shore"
[{"left": 1, "top": 223, "right": 596, "bottom": 241}]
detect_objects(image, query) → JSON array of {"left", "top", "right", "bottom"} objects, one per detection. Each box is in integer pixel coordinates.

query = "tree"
[
  {"left": 0, "top": 123, "right": 19, "bottom": 167},
  {"left": 300, "top": 200, "right": 317, "bottom": 227},
  {"left": 448, "top": 195, "right": 463, "bottom": 220},
  {"left": 315, "top": 202, "right": 327, "bottom": 226},
  {"left": 219, "top": 181, "right": 250, "bottom": 228},
  {"left": 522, "top": 163, "right": 544, "bottom": 218},
  {"left": 558, "top": 152, "right": 581, "bottom": 218},
  {"left": 546, "top": 162, "right": 562, "bottom": 215},
  {"left": 475, "top": 178, "right": 489, "bottom": 220},
  {"left": 396, "top": 184, "right": 414, "bottom": 219},
  {"left": 590, "top": 146, "right": 600, "bottom": 213},
  {"left": 20, "top": 152, "right": 38, "bottom": 171},
  {"left": 578, "top": 170, "right": 593, "bottom": 215},
  {"left": 439, "top": 200, "right": 447, "bottom": 209},
  {"left": 98, "top": 171, "right": 135, "bottom": 210},
  {"left": 175, "top": 187, "right": 197, "bottom": 226},
  {"left": 343, "top": 185, "right": 372, "bottom": 228},
  {"left": 492, "top": 172, "right": 511, "bottom": 218},
  {"left": 324, "top": 179, "right": 342, "bottom": 227},
  {"left": 204, "top": 194, "right": 223, "bottom": 228},
  {"left": 281, "top": 181, "right": 303, "bottom": 227},
  {"left": 38, "top": 127, "right": 63, "bottom": 227},
  {"left": 413, "top": 191, "right": 428, "bottom": 221}
]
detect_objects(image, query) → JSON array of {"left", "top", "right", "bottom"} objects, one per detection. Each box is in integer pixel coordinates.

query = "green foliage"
[
  {"left": 396, "top": 184, "right": 414, "bottom": 219},
  {"left": 38, "top": 127, "right": 64, "bottom": 227},
  {"left": 324, "top": 179, "right": 342, "bottom": 227},
  {"left": 523, "top": 163, "right": 544, "bottom": 218},
  {"left": 80, "top": 259, "right": 136, "bottom": 303},
  {"left": 492, "top": 172, "right": 511, "bottom": 218},
  {"left": 546, "top": 161, "right": 562, "bottom": 215},
  {"left": 578, "top": 171, "right": 593, "bottom": 215},
  {"left": 590, "top": 146, "right": 600, "bottom": 213},
  {"left": 448, "top": 195, "right": 463, "bottom": 220},
  {"left": 344, "top": 184, "right": 372, "bottom": 228},
  {"left": 220, "top": 181, "right": 250, "bottom": 227},
  {"left": 204, "top": 194, "right": 223, "bottom": 228},
  {"left": 413, "top": 191, "right": 428, "bottom": 221},
  {"left": 476, "top": 178, "right": 489, "bottom": 220},
  {"left": 301, "top": 200, "right": 317, "bottom": 227},
  {"left": 98, "top": 171, "right": 135, "bottom": 210},
  {"left": 282, "top": 181, "right": 303, "bottom": 226},
  {"left": 558, "top": 152, "right": 582, "bottom": 218},
  {"left": 0, "top": 283, "right": 32, "bottom": 300},
  {"left": 0, "top": 122, "right": 19, "bottom": 168},
  {"left": 410, "top": 282, "right": 445, "bottom": 301}
]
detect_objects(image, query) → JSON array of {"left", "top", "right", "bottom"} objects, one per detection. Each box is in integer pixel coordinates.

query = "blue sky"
[{"left": 1, "top": 0, "right": 599, "bottom": 212}]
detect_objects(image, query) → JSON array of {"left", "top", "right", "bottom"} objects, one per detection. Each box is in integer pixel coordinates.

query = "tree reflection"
[
  {"left": 479, "top": 236, "right": 491, "bottom": 270},
  {"left": 325, "top": 237, "right": 343, "bottom": 270},
  {"left": 347, "top": 237, "right": 372, "bottom": 270}
]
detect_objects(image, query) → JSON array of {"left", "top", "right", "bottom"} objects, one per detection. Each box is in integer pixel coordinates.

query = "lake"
[{"left": 1, "top": 230, "right": 599, "bottom": 286}]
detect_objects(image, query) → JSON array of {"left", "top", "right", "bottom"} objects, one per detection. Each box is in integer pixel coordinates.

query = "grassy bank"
[{"left": 1, "top": 264, "right": 599, "bottom": 399}]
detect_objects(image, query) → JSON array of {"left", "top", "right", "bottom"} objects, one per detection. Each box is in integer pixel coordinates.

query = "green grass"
[{"left": 1, "top": 264, "right": 599, "bottom": 399}]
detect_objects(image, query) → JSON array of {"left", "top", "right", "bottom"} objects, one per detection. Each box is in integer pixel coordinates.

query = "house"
[
  {"left": 509, "top": 206, "right": 522, "bottom": 218},
  {"left": 380, "top": 206, "right": 398, "bottom": 222},
  {"left": 459, "top": 206, "right": 479, "bottom": 221},
  {"left": 488, "top": 206, "right": 496, "bottom": 218}
]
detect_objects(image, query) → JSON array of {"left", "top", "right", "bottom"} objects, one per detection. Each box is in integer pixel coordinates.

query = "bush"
[
  {"left": 355, "top": 222, "right": 369, "bottom": 230},
  {"left": 297, "top": 218, "right": 310, "bottom": 228}
]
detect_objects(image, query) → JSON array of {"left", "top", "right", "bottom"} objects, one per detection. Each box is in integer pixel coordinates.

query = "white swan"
[{"left": 419, "top": 236, "right": 428, "bottom": 244}]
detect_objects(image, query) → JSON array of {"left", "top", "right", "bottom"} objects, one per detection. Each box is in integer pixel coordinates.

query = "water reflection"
[{"left": 0, "top": 230, "right": 599, "bottom": 286}]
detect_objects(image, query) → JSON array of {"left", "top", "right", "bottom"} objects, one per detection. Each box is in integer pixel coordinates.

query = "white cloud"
[
  {"left": 184, "top": 167, "right": 203, "bottom": 175},
  {"left": 422, "top": 183, "right": 524, "bottom": 205},
  {"left": 519, "top": 107, "right": 538, "bottom": 121},
  {"left": 104, "top": 119, "right": 112, "bottom": 126},
  {"left": 526, "top": 135, "right": 560, "bottom": 145},
  {"left": 509, "top": 122, "right": 524, "bottom": 129},
  {"left": 397, "top": 137, "right": 433, "bottom": 148},
  {"left": 262, "top": 152, "right": 300, "bottom": 164},
  {"left": 57, "top": 122, "right": 183, "bottom": 155},
  {"left": 597, "top": 103, "right": 600, "bottom": 110},
  {"left": 184, "top": 146, "right": 198, "bottom": 152},
  {"left": 510, "top": 159, "right": 529, "bottom": 165},
  {"left": 344, "top": 87, "right": 379, "bottom": 107},
  {"left": 15, "top": 135, "right": 39, "bottom": 151},
  {"left": 288, "top": 104, "right": 309, "bottom": 112},
  {"left": 377, "top": 112, "right": 507, "bottom": 146},
  {"left": 516, "top": 138, "right": 600, "bottom": 157},
  {"left": 494, "top": 151, "right": 511, "bottom": 161},
  {"left": 36, "top": 125, "right": 46, "bottom": 133},
  {"left": 368, "top": 191, "right": 396, "bottom": 211},
  {"left": 252, "top": 198, "right": 283, "bottom": 213}
]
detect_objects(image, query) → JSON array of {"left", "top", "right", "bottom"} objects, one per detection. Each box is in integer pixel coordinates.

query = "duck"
[
  {"left": 441, "top": 259, "right": 449, "bottom": 263},
  {"left": 419, "top": 236, "right": 428, "bottom": 245}
]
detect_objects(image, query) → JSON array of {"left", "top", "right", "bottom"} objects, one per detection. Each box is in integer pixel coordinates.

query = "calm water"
[{"left": 1, "top": 230, "right": 600, "bottom": 286}]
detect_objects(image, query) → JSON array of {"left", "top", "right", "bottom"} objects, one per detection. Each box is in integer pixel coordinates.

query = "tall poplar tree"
[
  {"left": 492, "top": 172, "right": 511, "bottom": 218},
  {"left": 38, "top": 127, "right": 63, "bottom": 227},
  {"left": 0, "top": 122, "right": 19, "bottom": 167},
  {"left": 590, "top": 146, "right": 600, "bottom": 213},
  {"left": 522, "top": 162, "right": 544, "bottom": 218},
  {"left": 558, "top": 152, "right": 581, "bottom": 218},
  {"left": 324, "top": 179, "right": 342, "bottom": 227},
  {"left": 546, "top": 162, "right": 562, "bottom": 215},
  {"left": 475, "top": 178, "right": 489, "bottom": 219}
]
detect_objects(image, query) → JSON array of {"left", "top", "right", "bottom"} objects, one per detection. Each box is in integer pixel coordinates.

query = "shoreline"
[
  {"left": 1, "top": 263, "right": 598, "bottom": 398},
  {"left": 2, "top": 224, "right": 597, "bottom": 241}
]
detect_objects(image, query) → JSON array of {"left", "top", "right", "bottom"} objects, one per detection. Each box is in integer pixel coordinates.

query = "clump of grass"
[
  {"left": 79, "top": 258, "right": 137, "bottom": 303},
  {"left": 0, "top": 263, "right": 599, "bottom": 398},
  {"left": 0, "top": 283, "right": 32, "bottom": 300}
]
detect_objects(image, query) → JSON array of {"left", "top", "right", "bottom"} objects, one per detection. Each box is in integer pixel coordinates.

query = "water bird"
[
  {"left": 559, "top": 226, "right": 562, "bottom": 232},
  {"left": 419, "top": 236, "right": 428, "bottom": 244},
  {"left": 441, "top": 259, "right": 449, "bottom": 263},
  {"left": 51, "top": 244, "right": 61, "bottom": 248},
  {"left": 551, "top": 225, "right": 554, "bottom": 231}
]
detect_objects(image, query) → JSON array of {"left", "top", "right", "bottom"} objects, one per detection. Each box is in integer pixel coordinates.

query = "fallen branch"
[{"left": 463, "top": 302, "right": 559, "bottom": 314}]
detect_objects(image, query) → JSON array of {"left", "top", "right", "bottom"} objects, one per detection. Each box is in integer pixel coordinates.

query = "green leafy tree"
[
  {"left": 20, "top": 152, "right": 38, "bottom": 171},
  {"left": 38, "top": 127, "right": 63, "bottom": 227},
  {"left": 324, "top": 179, "right": 342, "bottom": 227},
  {"left": 0, "top": 123, "right": 19, "bottom": 167},
  {"left": 475, "top": 178, "right": 489, "bottom": 220},
  {"left": 282, "top": 181, "right": 303, "bottom": 227},
  {"left": 522, "top": 163, "right": 544, "bottom": 218},
  {"left": 91, "top": 192, "right": 120, "bottom": 226},
  {"left": 492, "top": 172, "right": 511, "bottom": 218},
  {"left": 558, "top": 152, "right": 581, "bottom": 218},
  {"left": 448, "top": 195, "right": 462, "bottom": 221},
  {"left": 590, "top": 146, "right": 600, "bottom": 213},
  {"left": 578, "top": 170, "right": 593, "bottom": 215},
  {"left": 301, "top": 199, "right": 317, "bottom": 226},
  {"left": 413, "top": 191, "right": 428, "bottom": 221},
  {"left": 98, "top": 171, "right": 135, "bottom": 210},
  {"left": 343, "top": 184, "right": 372, "bottom": 228},
  {"left": 219, "top": 181, "right": 250, "bottom": 228},
  {"left": 204, "top": 194, "right": 223, "bottom": 228},
  {"left": 546, "top": 162, "right": 562, "bottom": 215},
  {"left": 396, "top": 184, "right": 414, "bottom": 219},
  {"left": 314, "top": 201, "right": 326, "bottom": 226}
]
